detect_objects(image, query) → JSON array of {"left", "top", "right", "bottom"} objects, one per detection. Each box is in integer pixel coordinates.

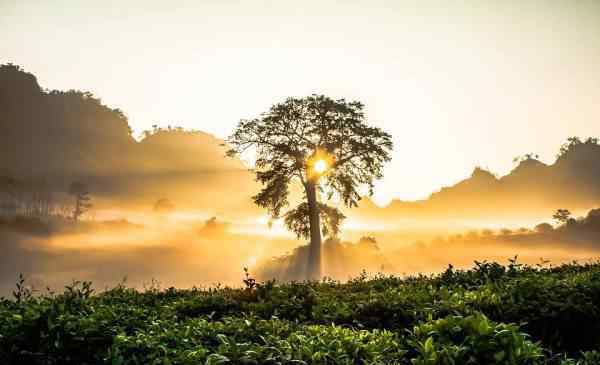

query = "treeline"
[
  {"left": 416, "top": 207, "right": 600, "bottom": 250},
  {"left": 0, "top": 177, "right": 93, "bottom": 220}
]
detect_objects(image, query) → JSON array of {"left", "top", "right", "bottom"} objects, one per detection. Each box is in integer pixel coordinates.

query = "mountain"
[
  {"left": 356, "top": 138, "right": 600, "bottom": 221},
  {"left": 0, "top": 63, "right": 256, "bottom": 212},
  {"left": 3, "top": 63, "right": 599, "bottom": 220}
]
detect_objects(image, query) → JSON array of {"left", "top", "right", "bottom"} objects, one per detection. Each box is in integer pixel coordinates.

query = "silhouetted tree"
[
  {"left": 534, "top": 222, "right": 554, "bottom": 234},
  {"left": 553, "top": 209, "right": 572, "bottom": 225},
  {"left": 68, "top": 181, "right": 92, "bottom": 221},
  {"left": 356, "top": 236, "right": 379, "bottom": 250},
  {"left": 513, "top": 153, "right": 539, "bottom": 164},
  {"left": 481, "top": 229, "right": 494, "bottom": 237},
  {"left": 556, "top": 136, "right": 598, "bottom": 157},
  {"left": 558, "top": 137, "right": 583, "bottom": 157},
  {"left": 153, "top": 198, "right": 175, "bottom": 216},
  {"left": 227, "top": 95, "right": 393, "bottom": 280},
  {"left": 197, "top": 216, "right": 229, "bottom": 236}
]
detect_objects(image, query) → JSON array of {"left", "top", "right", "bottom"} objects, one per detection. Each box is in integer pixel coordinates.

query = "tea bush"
[{"left": 2, "top": 261, "right": 600, "bottom": 364}]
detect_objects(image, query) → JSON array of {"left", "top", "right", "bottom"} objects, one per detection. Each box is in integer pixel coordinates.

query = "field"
[{"left": 2, "top": 260, "right": 600, "bottom": 364}]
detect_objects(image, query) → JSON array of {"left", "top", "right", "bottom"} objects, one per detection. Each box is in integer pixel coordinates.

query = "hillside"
[
  {"left": 356, "top": 138, "right": 600, "bottom": 221},
  {"left": 0, "top": 64, "right": 257, "bottom": 211}
]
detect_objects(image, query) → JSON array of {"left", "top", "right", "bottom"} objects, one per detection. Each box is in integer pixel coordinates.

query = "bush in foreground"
[{"left": 1, "top": 260, "right": 600, "bottom": 364}]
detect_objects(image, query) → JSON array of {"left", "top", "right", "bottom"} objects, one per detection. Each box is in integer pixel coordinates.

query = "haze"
[
  {"left": 3, "top": 0, "right": 600, "bottom": 202},
  {"left": 2, "top": 1, "right": 600, "bottom": 294}
]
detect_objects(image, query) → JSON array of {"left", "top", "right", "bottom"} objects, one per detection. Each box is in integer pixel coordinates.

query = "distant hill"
[
  {"left": 356, "top": 137, "right": 600, "bottom": 220},
  {"left": 0, "top": 63, "right": 256, "bottom": 212},
  {"left": 3, "top": 63, "right": 599, "bottom": 219}
]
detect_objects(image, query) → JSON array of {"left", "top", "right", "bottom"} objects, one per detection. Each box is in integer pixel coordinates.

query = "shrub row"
[{"left": 1, "top": 261, "right": 600, "bottom": 364}]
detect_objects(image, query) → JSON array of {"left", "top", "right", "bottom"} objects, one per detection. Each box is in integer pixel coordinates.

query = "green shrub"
[
  {"left": 408, "top": 313, "right": 544, "bottom": 364},
  {"left": 2, "top": 261, "right": 600, "bottom": 364}
]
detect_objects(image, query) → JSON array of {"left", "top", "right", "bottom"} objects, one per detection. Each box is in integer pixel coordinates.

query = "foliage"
[
  {"left": 557, "top": 137, "right": 599, "bottom": 158},
  {"left": 552, "top": 209, "right": 572, "bottom": 225},
  {"left": 284, "top": 202, "right": 346, "bottom": 240},
  {"left": 226, "top": 95, "right": 393, "bottom": 215},
  {"left": 408, "top": 313, "right": 543, "bottom": 364},
  {"left": 227, "top": 95, "right": 393, "bottom": 279},
  {"left": 2, "top": 261, "right": 600, "bottom": 364},
  {"left": 513, "top": 153, "right": 540, "bottom": 163}
]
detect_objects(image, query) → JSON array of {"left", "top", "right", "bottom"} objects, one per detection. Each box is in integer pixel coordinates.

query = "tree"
[
  {"left": 512, "top": 153, "right": 539, "bottom": 164},
  {"left": 153, "top": 198, "right": 175, "bottom": 216},
  {"left": 534, "top": 222, "right": 554, "bottom": 234},
  {"left": 227, "top": 95, "right": 393, "bottom": 280},
  {"left": 552, "top": 209, "right": 572, "bottom": 226},
  {"left": 68, "top": 181, "right": 92, "bottom": 221},
  {"left": 552, "top": 209, "right": 571, "bottom": 224},
  {"left": 357, "top": 236, "right": 379, "bottom": 251}
]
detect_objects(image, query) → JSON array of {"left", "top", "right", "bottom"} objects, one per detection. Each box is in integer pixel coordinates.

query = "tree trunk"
[{"left": 305, "top": 181, "right": 322, "bottom": 281}]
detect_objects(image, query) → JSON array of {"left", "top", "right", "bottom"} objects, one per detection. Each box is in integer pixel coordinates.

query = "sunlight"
[
  {"left": 307, "top": 149, "right": 335, "bottom": 180},
  {"left": 342, "top": 218, "right": 394, "bottom": 232},
  {"left": 245, "top": 255, "right": 258, "bottom": 268},
  {"left": 231, "top": 215, "right": 294, "bottom": 238},
  {"left": 313, "top": 159, "right": 328, "bottom": 174}
]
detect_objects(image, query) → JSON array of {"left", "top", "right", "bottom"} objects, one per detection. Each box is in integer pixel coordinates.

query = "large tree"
[{"left": 227, "top": 95, "right": 393, "bottom": 280}]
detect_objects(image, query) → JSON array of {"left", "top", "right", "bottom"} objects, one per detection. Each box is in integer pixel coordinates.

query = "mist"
[
  {"left": 2, "top": 204, "right": 600, "bottom": 297},
  {"left": 2, "top": 64, "right": 600, "bottom": 297}
]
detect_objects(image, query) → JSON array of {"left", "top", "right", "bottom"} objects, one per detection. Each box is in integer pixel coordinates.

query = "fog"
[
  {"left": 0, "top": 213, "right": 298, "bottom": 295},
  {"left": 2, "top": 206, "right": 599, "bottom": 297},
  {"left": 2, "top": 64, "right": 600, "bottom": 297}
]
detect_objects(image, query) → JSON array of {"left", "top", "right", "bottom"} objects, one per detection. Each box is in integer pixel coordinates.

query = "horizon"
[{"left": 4, "top": 0, "right": 600, "bottom": 202}]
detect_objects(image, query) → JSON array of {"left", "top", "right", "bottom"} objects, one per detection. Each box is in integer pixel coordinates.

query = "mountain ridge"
[{"left": 357, "top": 138, "right": 600, "bottom": 220}]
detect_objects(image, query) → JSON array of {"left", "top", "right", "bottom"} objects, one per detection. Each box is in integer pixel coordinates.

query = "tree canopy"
[
  {"left": 227, "top": 95, "right": 392, "bottom": 214},
  {"left": 227, "top": 94, "right": 393, "bottom": 279}
]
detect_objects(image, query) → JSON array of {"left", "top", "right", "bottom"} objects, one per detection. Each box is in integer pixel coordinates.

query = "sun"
[
  {"left": 313, "top": 159, "right": 328, "bottom": 174},
  {"left": 307, "top": 149, "right": 334, "bottom": 179}
]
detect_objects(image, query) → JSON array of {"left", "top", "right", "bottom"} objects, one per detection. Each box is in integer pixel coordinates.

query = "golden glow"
[
  {"left": 4, "top": 1, "right": 600, "bottom": 202},
  {"left": 313, "top": 159, "right": 328, "bottom": 174},
  {"left": 307, "top": 150, "right": 335, "bottom": 181},
  {"left": 245, "top": 255, "right": 258, "bottom": 267}
]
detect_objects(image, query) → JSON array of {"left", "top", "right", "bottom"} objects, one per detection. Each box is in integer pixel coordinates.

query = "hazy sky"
[{"left": 2, "top": 0, "right": 600, "bottom": 203}]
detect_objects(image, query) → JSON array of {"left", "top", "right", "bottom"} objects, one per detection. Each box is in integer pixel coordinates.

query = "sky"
[{"left": 2, "top": 0, "right": 600, "bottom": 203}]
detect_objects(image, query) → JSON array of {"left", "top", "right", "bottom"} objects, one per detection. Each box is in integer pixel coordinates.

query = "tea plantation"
[{"left": 2, "top": 260, "right": 600, "bottom": 364}]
